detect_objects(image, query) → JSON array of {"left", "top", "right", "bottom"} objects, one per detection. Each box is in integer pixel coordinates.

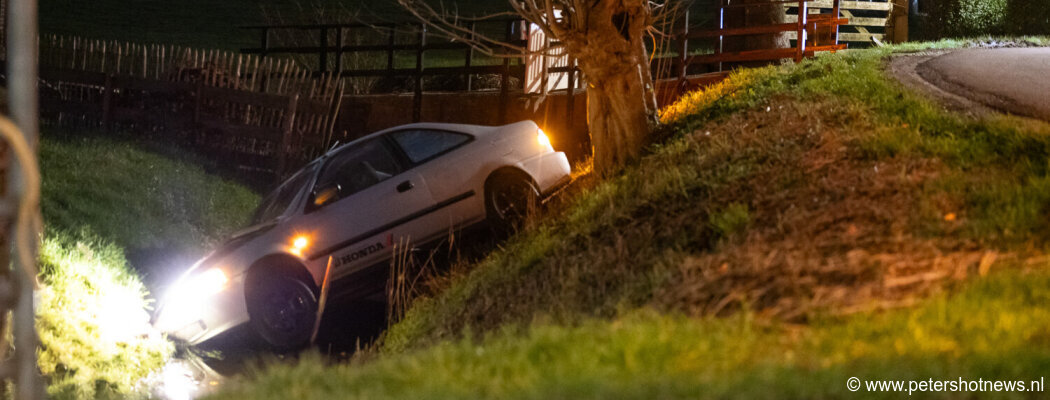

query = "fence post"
[
  {"left": 413, "top": 24, "right": 425, "bottom": 122},
  {"left": 335, "top": 27, "right": 343, "bottom": 75},
  {"left": 890, "top": 0, "right": 908, "bottom": 43},
  {"left": 498, "top": 20, "right": 514, "bottom": 124},
  {"left": 832, "top": 0, "right": 841, "bottom": 45},
  {"left": 465, "top": 22, "right": 475, "bottom": 91},
  {"left": 101, "top": 74, "right": 114, "bottom": 131},
  {"left": 565, "top": 58, "right": 576, "bottom": 143},
  {"left": 676, "top": 9, "right": 689, "bottom": 88},
  {"left": 319, "top": 27, "right": 329, "bottom": 74},
  {"left": 717, "top": 0, "right": 725, "bottom": 72},
  {"left": 5, "top": 0, "right": 44, "bottom": 396},
  {"left": 277, "top": 93, "right": 300, "bottom": 181},
  {"left": 260, "top": 27, "right": 270, "bottom": 57},
  {"left": 193, "top": 80, "right": 204, "bottom": 126},
  {"left": 386, "top": 25, "right": 395, "bottom": 73},
  {"left": 796, "top": 0, "right": 808, "bottom": 62}
]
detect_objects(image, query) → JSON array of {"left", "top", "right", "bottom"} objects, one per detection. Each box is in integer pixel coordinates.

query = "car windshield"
[{"left": 250, "top": 163, "right": 319, "bottom": 225}]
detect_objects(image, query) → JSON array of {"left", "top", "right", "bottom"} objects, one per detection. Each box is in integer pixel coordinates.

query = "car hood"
[{"left": 190, "top": 220, "right": 278, "bottom": 273}]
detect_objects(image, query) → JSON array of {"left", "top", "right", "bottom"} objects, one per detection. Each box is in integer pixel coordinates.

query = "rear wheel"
[
  {"left": 486, "top": 171, "right": 539, "bottom": 232},
  {"left": 245, "top": 267, "right": 318, "bottom": 351}
]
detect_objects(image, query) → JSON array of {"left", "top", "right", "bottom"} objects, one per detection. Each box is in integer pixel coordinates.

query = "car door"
[
  {"left": 386, "top": 129, "right": 483, "bottom": 232},
  {"left": 295, "top": 138, "right": 435, "bottom": 278}
]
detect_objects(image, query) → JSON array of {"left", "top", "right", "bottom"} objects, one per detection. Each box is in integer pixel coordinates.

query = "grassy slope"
[
  {"left": 41, "top": 135, "right": 258, "bottom": 255},
  {"left": 209, "top": 37, "right": 1050, "bottom": 398},
  {"left": 382, "top": 37, "right": 1050, "bottom": 352},
  {"left": 37, "top": 133, "right": 259, "bottom": 398}
]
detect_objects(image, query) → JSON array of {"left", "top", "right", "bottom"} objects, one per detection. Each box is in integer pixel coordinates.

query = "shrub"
[
  {"left": 1006, "top": 0, "right": 1050, "bottom": 35},
  {"left": 925, "top": 0, "right": 1050, "bottom": 37}
]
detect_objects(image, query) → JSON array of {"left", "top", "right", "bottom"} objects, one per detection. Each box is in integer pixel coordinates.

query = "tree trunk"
[{"left": 559, "top": 0, "right": 659, "bottom": 177}]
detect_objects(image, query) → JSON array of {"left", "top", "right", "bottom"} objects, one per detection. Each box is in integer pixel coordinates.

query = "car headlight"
[{"left": 157, "top": 268, "right": 229, "bottom": 330}]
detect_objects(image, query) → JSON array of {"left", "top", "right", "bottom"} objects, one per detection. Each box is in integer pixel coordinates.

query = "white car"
[{"left": 154, "top": 121, "right": 571, "bottom": 349}]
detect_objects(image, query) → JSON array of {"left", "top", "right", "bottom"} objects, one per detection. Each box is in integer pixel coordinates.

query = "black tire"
[
  {"left": 245, "top": 268, "right": 318, "bottom": 351},
  {"left": 485, "top": 171, "right": 540, "bottom": 232}
]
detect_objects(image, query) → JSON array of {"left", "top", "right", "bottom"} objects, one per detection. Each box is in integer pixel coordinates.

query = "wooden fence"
[
  {"left": 35, "top": 35, "right": 345, "bottom": 186},
  {"left": 784, "top": 0, "right": 902, "bottom": 45},
  {"left": 651, "top": 0, "right": 847, "bottom": 103},
  {"left": 241, "top": 7, "right": 852, "bottom": 113},
  {"left": 239, "top": 20, "right": 540, "bottom": 124}
]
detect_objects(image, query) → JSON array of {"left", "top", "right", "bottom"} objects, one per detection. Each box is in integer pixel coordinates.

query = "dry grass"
[{"left": 656, "top": 98, "right": 1031, "bottom": 320}]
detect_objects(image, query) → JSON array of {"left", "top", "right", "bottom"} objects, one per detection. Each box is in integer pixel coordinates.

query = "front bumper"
[{"left": 153, "top": 275, "right": 250, "bottom": 345}]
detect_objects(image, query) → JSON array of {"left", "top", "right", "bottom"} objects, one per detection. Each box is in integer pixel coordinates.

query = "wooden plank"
[
  {"left": 296, "top": 99, "right": 332, "bottom": 116},
  {"left": 241, "top": 42, "right": 474, "bottom": 55},
  {"left": 40, "top": 97, "right": 103, "bottom": 115},
  {"left": 111, "top": 107, "right": 195, "bottom": 128},
  {"left": 112, "top": 75, "right": 196, "bottom": 94},
  {"left": 199, "top": 116, "right": 284, "bottom": 142},
  {"left": 688, "top": 23, "right": 800, "bottom": 39},
  {"left": 39, "top": 68, "right": 108, "bottom": 86},
  {"left": 786, "top": 31, "right": 883, "bottom": 42},
  {"left": 201, "top": 85, "right": 290, "bottom": 109},
  {"left": 787, "top": 15, "right": 887, "bottom": 26},
  {"left": 684, "top": 44, "right": 845, "bottom": 65},
  {"left": 338, "top": 64, "right": 515, "bottom": 78},
  {"left": 785, "top": 0, "right": 893, "bottom": 11}
]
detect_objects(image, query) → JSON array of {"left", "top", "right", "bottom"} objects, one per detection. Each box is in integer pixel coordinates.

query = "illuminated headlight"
[
  {"left": 537, "top": 129, "right": 554, "bottom": 152},
  {"left": 157, "top": 268, "right": 229, "bottom": 330}
]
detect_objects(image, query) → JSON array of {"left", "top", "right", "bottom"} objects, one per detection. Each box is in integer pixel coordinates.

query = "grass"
[
  {"left": 41, "top": 134, "right": 258, "bottom": 256},
  {"left": 208, "top": 36, "right": 1050, "bottom": 398},
  {"left": 36, "top": 132, "right": 259, "bottom": 398},
  {"left": 384, "top": 38, "right": 1050, "bottom": 351},
  {"left": 36, "top": 233, "right": 173, "bottom": 399},
  {"left": 212, "top": 269, "right": 1050, "bottom": 399}
]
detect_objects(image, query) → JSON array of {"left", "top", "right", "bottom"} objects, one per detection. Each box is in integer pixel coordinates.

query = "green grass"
[
  {"left": 212, "top": 269, "right": 1050, "bottom": 399},
  {"left": 37, "top": 133, "right": 260, "bottom": 398},
  {"left": 36, "top": 233, "right": 174, "bottom": 399},
  {"left": 209, "top": 37, "right": 1050, "bottom": 398},
  {"left": 41, "top": 134, "right": 258, "bottom": 255}
]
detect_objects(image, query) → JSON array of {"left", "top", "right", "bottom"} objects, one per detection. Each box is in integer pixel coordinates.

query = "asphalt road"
[{"left": 917, "top": 47, "right": 1050, "bottom": 121}]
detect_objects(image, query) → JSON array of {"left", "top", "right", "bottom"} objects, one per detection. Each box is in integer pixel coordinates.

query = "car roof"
[{"left": 324, "top": 122, "right": 503, "bottom": 157}]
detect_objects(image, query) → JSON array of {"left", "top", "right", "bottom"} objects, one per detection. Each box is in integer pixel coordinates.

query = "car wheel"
[
  {"left": 486, "top": 172, "right": 539, "bottom": 231},
  {"left": 246, "top": 270, "right": 318, "bottom": 351}
]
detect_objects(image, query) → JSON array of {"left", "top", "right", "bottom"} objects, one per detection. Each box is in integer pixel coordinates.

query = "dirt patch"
[{"left": 656, "top": 100, "right": 1015, "bottom": 321}]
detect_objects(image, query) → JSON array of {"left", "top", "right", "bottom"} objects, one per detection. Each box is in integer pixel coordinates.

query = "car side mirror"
[{"left": 312, "top": 184, "right": 341, "bottom": 208}]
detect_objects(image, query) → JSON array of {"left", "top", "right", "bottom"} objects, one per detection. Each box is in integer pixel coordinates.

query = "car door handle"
[{"left": 396, "top": 180, "right": 414, "bottom": 193}]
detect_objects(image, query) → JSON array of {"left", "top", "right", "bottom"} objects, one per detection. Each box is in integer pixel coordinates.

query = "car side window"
[
  {"left": 312, "top": 139, "right": 402, "bottom": 207},
  {"left": 389, "top": 129, "right": 471, "bottom": 164}
]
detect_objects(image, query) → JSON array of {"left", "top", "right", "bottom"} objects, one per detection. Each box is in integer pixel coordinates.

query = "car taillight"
[{"left": 537, "top": 129, "right": 554, "bottom": 152}]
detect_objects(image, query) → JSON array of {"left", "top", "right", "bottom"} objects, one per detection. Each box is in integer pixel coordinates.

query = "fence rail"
[
  {"left": 239, "top": 20, "right": 543, "bottom": 123},
  {"left": 650, "top": 0, "right": 846, "bottom": 103}
]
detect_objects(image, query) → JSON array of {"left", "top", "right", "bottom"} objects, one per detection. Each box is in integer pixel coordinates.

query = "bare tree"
[{"left": 398, "top": 0, "right": 671, "bottom": 176}]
